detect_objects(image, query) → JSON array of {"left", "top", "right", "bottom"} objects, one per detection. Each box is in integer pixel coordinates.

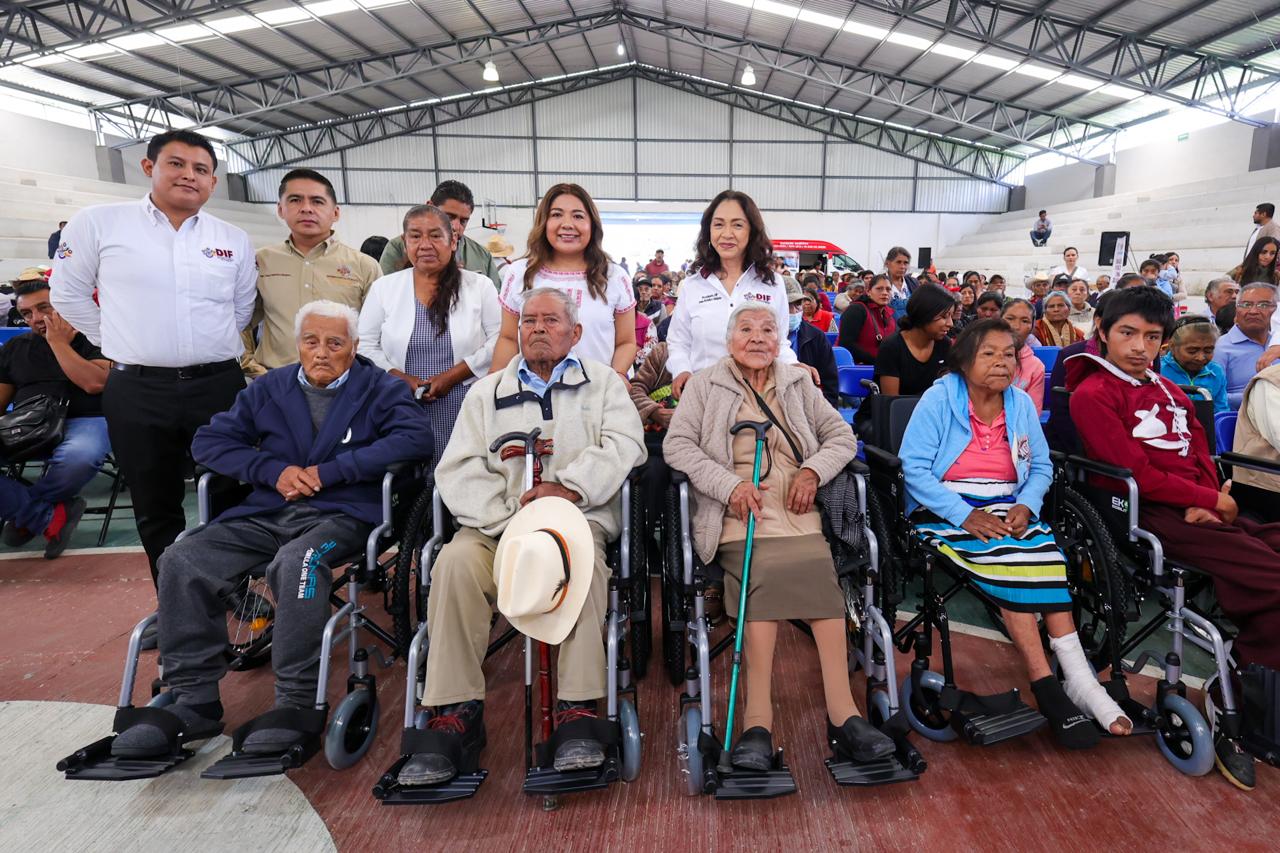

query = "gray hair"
[
  {"left": 1204, "top": 276, "right": 1234, "bottom": 298},
  {"left": 521, "top": 286, "right": 579, "bottom": 326},
  {"left": 295, "top": 299, "right": 358, "bottom": 341},
  {"left": 1239, "top": 282, "right": 1277, "bottom": 299},
  {"left": 402, "top": 203, "right": 452, "bottom": 237},
  {"left": 724, "top": 301, "right": 777, "bottom": 345},
  {"left": 1170, "top": 316, "right": 1219, "bottom": 345}
]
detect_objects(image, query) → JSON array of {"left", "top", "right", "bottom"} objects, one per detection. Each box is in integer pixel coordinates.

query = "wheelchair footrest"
[
  {"left": 712, "top": 765, "right": 797, "bottom": 800},
  {"left": 522, "top": 753, "right": 619, "bottom": 795},
  {"left": 59, "top": 736, "right": 192, "bottom": 781},
  {"left": 373, "top": 756, "right": 489, "bottom": 804},
  {"left": 953, "top": 703, "right": 1046, "bottom": 746},
  {"left": 825, "top": 754, "right": 919, "bottom": 786},
  {"left": 199, "top": 737, "right": 319, "bottom": 780}
]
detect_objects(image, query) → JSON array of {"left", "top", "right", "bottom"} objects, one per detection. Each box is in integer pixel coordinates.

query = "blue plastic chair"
[
  {"left": 838, "top": 365, "right": 874, "bottom": 400},
  {"left": 1031, "top": 346, "right": 1060, "bottom": 373},
  {"left": 832, "top": 346, "right": 854, "bottom": 369},
  {"left": 0, "top": 327, "right": 30, "bottom": 344},
  {"left": 1215, "top": 411, "right": 1237, "bottom": 454},
  {"left": 825, "top": 331, "right": 839, "bottom": 345}
]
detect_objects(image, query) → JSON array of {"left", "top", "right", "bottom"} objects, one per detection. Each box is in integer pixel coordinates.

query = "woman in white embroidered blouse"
[{"left": 491, "top": 183, "right": 636, "bottom": 377}]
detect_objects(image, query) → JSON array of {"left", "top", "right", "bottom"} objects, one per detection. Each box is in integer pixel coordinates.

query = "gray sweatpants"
[{"left": 156, "top": 504, "right": 370, "bottom": 708}]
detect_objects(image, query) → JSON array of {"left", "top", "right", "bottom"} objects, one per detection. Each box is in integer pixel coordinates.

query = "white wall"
[
  {"left": 1113, "top": 119, "right": 1256, "bottom": 196},
  {"left": 1022, "top": 116, "right": 1262, "bottom": 210},
  {"left": 330, "top": 201, "right": 995, "bottom": 274},
  {"left": 1023, "top": 160, "right": 1097, "bottom": 211},
  {"left": 0, "top": 108, "right": 101, "bottom": 180}
]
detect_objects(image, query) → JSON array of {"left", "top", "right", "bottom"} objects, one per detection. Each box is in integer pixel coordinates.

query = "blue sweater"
[
  {"left": 1159, "top": 352, "right": 1229, "bottom": 414},
  {"left": 900, "top": 372, "right": 1053, "bottom": 526},
  {"left": 192, "top": 355, "right": 434, "bottom": 524}
]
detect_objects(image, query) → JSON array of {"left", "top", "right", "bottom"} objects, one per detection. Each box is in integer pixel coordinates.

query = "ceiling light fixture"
[
  {"left": 616, "top": 42, "right": 625, "bottom": 56},
  {"left": 482, "top": 61, "right": 499, "bottom": 82},
  {"left": 741, "top": 65, "right": 756, "bottom": 86}
]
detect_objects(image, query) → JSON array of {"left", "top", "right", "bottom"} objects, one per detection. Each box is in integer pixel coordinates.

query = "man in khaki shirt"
[
  {"left": 243, "top": 168, "right": 380, "bottom": 376},
  {"left": 377, "top": 179, "right": 500, "bottom": 286}
]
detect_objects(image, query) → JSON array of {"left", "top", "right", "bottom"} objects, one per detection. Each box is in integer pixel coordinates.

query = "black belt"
[{"left": 111, "top": 359, "right": 239, "bottom": 380}]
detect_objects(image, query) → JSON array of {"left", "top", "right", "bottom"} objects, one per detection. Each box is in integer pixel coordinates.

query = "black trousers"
[{"left": 101, "top": 365, "right": 245, "bottom": 585}]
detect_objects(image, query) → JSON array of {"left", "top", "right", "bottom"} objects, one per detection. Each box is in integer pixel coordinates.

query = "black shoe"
[
  {"left": 829, "top": 715, "right": 896, "bottom": 762},
  {"left": 43, "top": 496, "right": 86, "bottom": 559},
  {"left": 1215, "top": 733, "right": 1256, "bottom": 791},
  {"left": 552, "top": 700, "right": 606, "bottom": 772},
  {"left": 2, "top": 520, "right": 34, "bottom": 547},
  {"left": 111, "top": 701, "right": 224, "bottom": 757},
  {"left": 729, "top": 726, "right": 773, "bottom": 772},
  {"left": 398, "top": 700, "right": 486, "bottom": 786}
]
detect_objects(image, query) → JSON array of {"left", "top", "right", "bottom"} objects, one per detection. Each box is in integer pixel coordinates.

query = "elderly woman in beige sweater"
[{"left": 664, "top": 302, "right": 894, "bottom": 771}]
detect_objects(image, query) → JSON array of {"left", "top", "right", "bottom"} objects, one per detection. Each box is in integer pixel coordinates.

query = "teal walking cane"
[{"left": 721, "top": 419, "right": 772, "bottom": 760}]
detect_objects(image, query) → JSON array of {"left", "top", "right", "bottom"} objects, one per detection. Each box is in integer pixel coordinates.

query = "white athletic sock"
[{"left": 1049, "top": 632, "right": 1129, "bottom": 731}]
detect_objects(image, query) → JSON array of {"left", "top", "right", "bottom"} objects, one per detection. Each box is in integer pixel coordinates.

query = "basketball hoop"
[{"left": 480, "top": 198, "right": 505, "bottom": 233}]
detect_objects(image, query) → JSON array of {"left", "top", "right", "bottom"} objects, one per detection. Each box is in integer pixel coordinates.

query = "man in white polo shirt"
[{"left": 51, "top": 129, "right": 255, "bottom": 598}]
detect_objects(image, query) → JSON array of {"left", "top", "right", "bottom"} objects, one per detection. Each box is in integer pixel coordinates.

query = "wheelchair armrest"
[
  {"left": 1064, "top": 454, "right": 1134, "bottom": 482},
  {"left": 862, "top": 444, "right": 901, "bottom": 473},
  {"left": 1218, "top": 451, "right": 1280, "bottom": 476}
]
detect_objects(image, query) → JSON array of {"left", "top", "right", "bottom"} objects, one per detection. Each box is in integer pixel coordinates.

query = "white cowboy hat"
[{"left": 494, "top": 496, "right": 595, "bottom": 645}]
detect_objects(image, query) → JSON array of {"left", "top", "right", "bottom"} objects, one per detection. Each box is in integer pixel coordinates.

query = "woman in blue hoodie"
[{"left": 899, "top": 318, "right": 1130, "bottom": 748}]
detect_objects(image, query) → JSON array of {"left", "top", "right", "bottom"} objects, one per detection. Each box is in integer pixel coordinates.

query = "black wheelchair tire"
[
  {"left": 661, "top": 484, "right": 686, "bottom": 686},
  {"left": 1052, "top": 485, "right": 1133, "bottom": 672},
  {"left": 391, "top": 485, "right": 435, "bottom": 658}
]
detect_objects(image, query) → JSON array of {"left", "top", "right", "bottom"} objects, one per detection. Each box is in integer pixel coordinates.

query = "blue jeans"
[
  {"left": 1030, "top": 229, "right": 1051, "bottom": 246},
  {"left": 0, "top": 416, "right": 110, "bottom": 533}
]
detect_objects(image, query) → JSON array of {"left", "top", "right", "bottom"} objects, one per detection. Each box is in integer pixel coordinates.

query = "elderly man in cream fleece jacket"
[{"left": 400, "top": 287, "right": 646, "bottom": 788}]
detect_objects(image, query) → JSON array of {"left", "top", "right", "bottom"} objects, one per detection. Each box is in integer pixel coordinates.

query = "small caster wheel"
[{"left": 325, "top": 688, "right": 379, "bottom": 770}]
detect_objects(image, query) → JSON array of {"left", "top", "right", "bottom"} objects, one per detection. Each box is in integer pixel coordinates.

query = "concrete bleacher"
[
  {"left": 937, "top": 166, "right": 1280, "bottom": 294},
  {"left": 0, "top": 165, "right": 279, "bottom": 281}
]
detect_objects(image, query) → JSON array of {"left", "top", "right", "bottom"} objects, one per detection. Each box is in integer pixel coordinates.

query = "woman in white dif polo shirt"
[
  {"left": 358, "top": 204, "right": 500, "bottom": 457},
  {"left": 491, "top": 182, "right": 636, "bottom": 376},
  {"left": 667, "top": 189, "right": 801, "bottom": 397}
]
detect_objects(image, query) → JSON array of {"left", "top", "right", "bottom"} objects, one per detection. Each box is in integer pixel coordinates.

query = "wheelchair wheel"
[
  {"left": 1156, "top": 693, "right": 1215, "bottom": 776},
  {"left": 628, "top": 485, "right": 652, "bottom": 680},
  {"left": 678, "top": 706, "right": 704, "bottom": 796},
  {"left": 901, "top": 671, "right": 959, "bottom": 742},
  {"left": 661, "top": 486, "right": 686, "bottom": 686},
  {"left": 1053, "top": 486, "right": 1133, "bottom": 672},
  {"left": 391, "top": 486, "right": 434, "bottom": 658},
  {"left": 619, "top": 698, "right": 642, "bottom": 782},
  {"left": 225, "top": 577, "right": 274, "bottom": 671},
  {"left": 325, "top": 688, "right": 379, "bottom": 770},
  {"left": 865, "top": 486, "right": 900, "bottom": 624}
]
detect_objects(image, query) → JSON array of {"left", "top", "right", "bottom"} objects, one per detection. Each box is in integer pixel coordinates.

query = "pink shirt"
[
  {"left": 1013, "top": 343, "right": 1045, "bottom": 414},
  {"left": 944, "top": 404, "right": 1017, "bottom": 482}
]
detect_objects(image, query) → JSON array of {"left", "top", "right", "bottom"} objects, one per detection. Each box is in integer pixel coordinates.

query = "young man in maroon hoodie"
[{"left": 1068, "top": 286, "right": 1280, "bottom": 791}]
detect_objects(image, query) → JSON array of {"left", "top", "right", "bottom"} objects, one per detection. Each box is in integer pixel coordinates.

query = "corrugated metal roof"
[{"left": 6, "top": 0, "right": 1278, "bottom": 168}]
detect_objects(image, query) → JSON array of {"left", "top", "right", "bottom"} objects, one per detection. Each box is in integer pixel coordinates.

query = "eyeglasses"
[{"left": 1237, "top": 301, "right": 1277, "bottom": 310}]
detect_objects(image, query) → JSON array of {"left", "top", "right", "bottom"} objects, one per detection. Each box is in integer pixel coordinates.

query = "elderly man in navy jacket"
[{"left": 111, "top": 299, "right": 433, "bottom": 758}]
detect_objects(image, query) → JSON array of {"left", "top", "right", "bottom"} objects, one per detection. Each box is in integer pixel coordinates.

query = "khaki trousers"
[{"left": 423, "top": 524, "right": 610, "bottom": 706}]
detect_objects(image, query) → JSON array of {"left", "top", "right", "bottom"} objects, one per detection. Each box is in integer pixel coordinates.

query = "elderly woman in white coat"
[{"left": 358, "top": 204, "right": 501, "bottom": 457}]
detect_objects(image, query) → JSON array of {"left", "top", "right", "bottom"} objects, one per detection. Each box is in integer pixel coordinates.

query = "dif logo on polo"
[{"left": 202, "top": 246, "right": 236, "bottom": 261}]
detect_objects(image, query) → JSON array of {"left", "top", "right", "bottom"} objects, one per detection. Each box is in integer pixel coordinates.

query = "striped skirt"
[{"left": 911, "top": 479, "right": 1072, "bottom": 613}]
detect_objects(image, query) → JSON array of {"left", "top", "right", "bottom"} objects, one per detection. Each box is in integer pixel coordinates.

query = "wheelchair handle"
[
  {"left": 729, "top": 420, "right": 771, "bottom": 442},
  {"left": 488, "top": 428, "right": 542, "bottom": 454}
]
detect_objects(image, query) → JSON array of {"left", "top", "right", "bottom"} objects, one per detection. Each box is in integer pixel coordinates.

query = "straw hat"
[
  {"left": 494, "top": 496, "right": 595, "bottom": 645},
  {"left": 485, "top": 235, "right": 515, "bottom": 257}
]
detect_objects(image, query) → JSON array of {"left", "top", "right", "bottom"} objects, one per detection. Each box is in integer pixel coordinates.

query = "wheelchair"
[
  {"left": 661, "top": 459, "right": 925, "bottom": 800},
  {"left": 1057, "top": 387, "right": 1280, "bottom": 775},
  {"left": 58, "top": 464, "right": 428, "bottom": 781},
  {"left": 373, "top": 466, "right": 647, "bottom": 807},
  {"left": 861, "top": 393, "right": 1136, "bottom": 749}
]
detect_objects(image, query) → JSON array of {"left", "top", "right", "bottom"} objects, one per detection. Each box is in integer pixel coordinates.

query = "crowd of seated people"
[{"left": 12, "top": 126, "right": 1278, "bottom": 797}]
